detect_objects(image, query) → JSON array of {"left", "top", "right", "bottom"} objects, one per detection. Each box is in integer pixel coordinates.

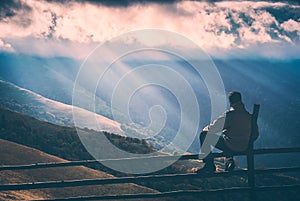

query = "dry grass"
[{"left": 0, "top": 139, "right": 159, "bottom": 201}]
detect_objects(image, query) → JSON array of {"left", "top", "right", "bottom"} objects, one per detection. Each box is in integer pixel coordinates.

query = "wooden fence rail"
[
  {"left": 31, "top": 184, "right": 300, "bottom": 201},
  {"left": 0, "top": 167, "right": 300, "bottom": 191},
  {"left": 1, "top": 146, "right": 300, "bottom": 201},
  {"left": 1, "top": 147, "right": 300, "bottom": 171}
]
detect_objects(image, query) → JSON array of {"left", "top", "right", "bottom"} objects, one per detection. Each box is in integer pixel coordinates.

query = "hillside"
[
  {"left": 0, "top": 139, "right": 158, "bottom": 201},
  {"left": 0, "top": 107, "right": 155, "bottom": 163},
  {"left": 0, "top": 80, "right": 168, "bottom": 149},
  {"left": 0, "top": 80, "right": 123, "bottom": 135}
]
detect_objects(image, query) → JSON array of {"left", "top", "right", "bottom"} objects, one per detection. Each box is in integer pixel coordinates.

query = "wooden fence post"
[
  {"left": 247, "top": 145, "right": 255, "bottom": 188},
  {"left": 248, "top": 104, "right": 260, "bottom": 187},
  {"left": 247, "top": 104, "right": 260, "bottom": 200}
]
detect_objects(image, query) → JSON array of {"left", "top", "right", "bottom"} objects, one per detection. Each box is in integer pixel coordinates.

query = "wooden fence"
[{"left": 0, "top": 147, "right": 300, "bottom": 201}]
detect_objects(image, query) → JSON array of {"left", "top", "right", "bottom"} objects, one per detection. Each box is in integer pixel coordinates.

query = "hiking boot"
[
  {"left": 196, "top": 164, "right": 216, "bottom": 174},
  {"left": 225, "top": 157, "right": 235, "bottom": 171}
]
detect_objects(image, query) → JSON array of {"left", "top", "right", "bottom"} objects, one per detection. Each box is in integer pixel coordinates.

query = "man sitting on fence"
[{"left": 197, "top": 91, "right": 258, "bottom": 173}]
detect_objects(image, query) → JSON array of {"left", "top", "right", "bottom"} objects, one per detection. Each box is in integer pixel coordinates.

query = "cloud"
[
  {"left": 44, "top": 0, "right": 300, "bottom": 7},
  {"left": 281, "top": 19, "right": 300, "bottom": 35},
  {"left": 0, "top": 0, "right": 32, "bottom": 20},
  {"left": 4, "top": 37, "right": 96, "bottom": 59},
  {"left": 0, "top": 39, "right": 15, "bottom": 52},
  {"left": 45, "top": 0, "right": 179, "bottom": 7},
  {"left": 0, "top": 0, "right": 299, "bottom": 58}
]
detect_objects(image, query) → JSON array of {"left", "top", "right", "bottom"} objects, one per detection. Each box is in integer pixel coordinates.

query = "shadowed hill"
[
  {"left": 0, "top": 139, "right": 158, "bottom": 201},
  {"left": 0, "top": 107, "right": 155, "bottom": 163}
]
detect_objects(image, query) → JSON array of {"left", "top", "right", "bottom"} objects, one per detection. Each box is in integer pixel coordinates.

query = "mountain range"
[
  {"left": 0, "top": 79, "right": 123, "bottom": 135},
  {"left": 0, "top": 52, "right": 300, "bottom": 164},
  {"left": 1, "top": 53, "right": 300, "bottom": 149}
]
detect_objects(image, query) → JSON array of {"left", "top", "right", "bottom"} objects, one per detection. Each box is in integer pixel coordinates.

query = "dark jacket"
[{"left": 207, "top": 102, "right": 254, "bottom": 152}]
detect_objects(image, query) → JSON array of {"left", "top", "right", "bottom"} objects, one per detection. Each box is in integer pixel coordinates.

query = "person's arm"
[{"left": 205, "top": 113, "right": 227, "bottom": 134}]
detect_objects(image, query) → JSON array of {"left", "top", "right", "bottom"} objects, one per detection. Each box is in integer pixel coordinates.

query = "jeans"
[{"left": 200, "top": 131, "right": 233, "bottom": 166}]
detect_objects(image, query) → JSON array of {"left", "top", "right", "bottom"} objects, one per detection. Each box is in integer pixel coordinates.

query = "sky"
[{"left": 0, "top": 0, "right": 299, "bottom": 59}]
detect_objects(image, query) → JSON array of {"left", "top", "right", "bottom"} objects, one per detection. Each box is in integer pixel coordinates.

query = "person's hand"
[{"left": 203, "top": 125, "right": 209, "bottom": 132}]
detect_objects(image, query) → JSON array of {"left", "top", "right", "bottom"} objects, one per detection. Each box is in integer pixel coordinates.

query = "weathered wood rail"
[{"left": 0, "top": 148, "right": 299, "bottom": 200}]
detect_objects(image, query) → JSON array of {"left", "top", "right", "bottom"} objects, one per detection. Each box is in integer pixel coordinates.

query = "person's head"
[{"left": 228, "top": 91, "right": 242, "bottom": 106}]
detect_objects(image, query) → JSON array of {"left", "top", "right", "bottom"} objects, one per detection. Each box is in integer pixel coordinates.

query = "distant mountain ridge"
[
  {"left": 0, "top": 79, "right": 123, "bottom": 135},
  {"left": 0, "top": 79, "right": 177, "bottom": 152}
]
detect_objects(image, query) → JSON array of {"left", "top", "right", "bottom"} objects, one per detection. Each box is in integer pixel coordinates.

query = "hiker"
[{"left": 197, "top": 91, "right": 258, "bottom": 173}]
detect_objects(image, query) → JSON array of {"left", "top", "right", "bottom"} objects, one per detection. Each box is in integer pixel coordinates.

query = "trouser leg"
[
  {"left": 199, "top": 131, "right": 214, "bottom": 166},
  {"left": 200, "top": 131, "right": 231, "bottom": 166}
]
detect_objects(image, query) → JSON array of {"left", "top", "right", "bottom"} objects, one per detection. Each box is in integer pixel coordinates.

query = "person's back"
[{"left": 223, "top": 101, "right": 251, "bottom": 152}]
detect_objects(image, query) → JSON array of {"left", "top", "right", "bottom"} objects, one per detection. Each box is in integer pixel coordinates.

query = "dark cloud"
[
  {"left": 203, "top": 0, "right": 300, "bottom": 5},
  {"left": 46, "top": 0, "right": 300, "bottom": 5},
  {"left": 0, "top": 0, "right": 298, "bottom": 22},
  {"left": 269, "top": 0, "right": 300, "bottom": 4},
  {"left": 0, "top": 0, "right": 299, "bottom": 18},
  {"left": 0, "top": 0, "right": 31, "bottom": 20},
  {"left": 45, "top": 0, "right": 180, "bottom": 7}
]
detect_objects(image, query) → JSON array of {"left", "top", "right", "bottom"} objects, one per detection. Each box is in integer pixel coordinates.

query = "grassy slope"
[
  {"left": 0, "top": 107, "right": 154, "bottom": 162},
  {"left": 0, "top": 139, "right": 157, "bottom": 201}
]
